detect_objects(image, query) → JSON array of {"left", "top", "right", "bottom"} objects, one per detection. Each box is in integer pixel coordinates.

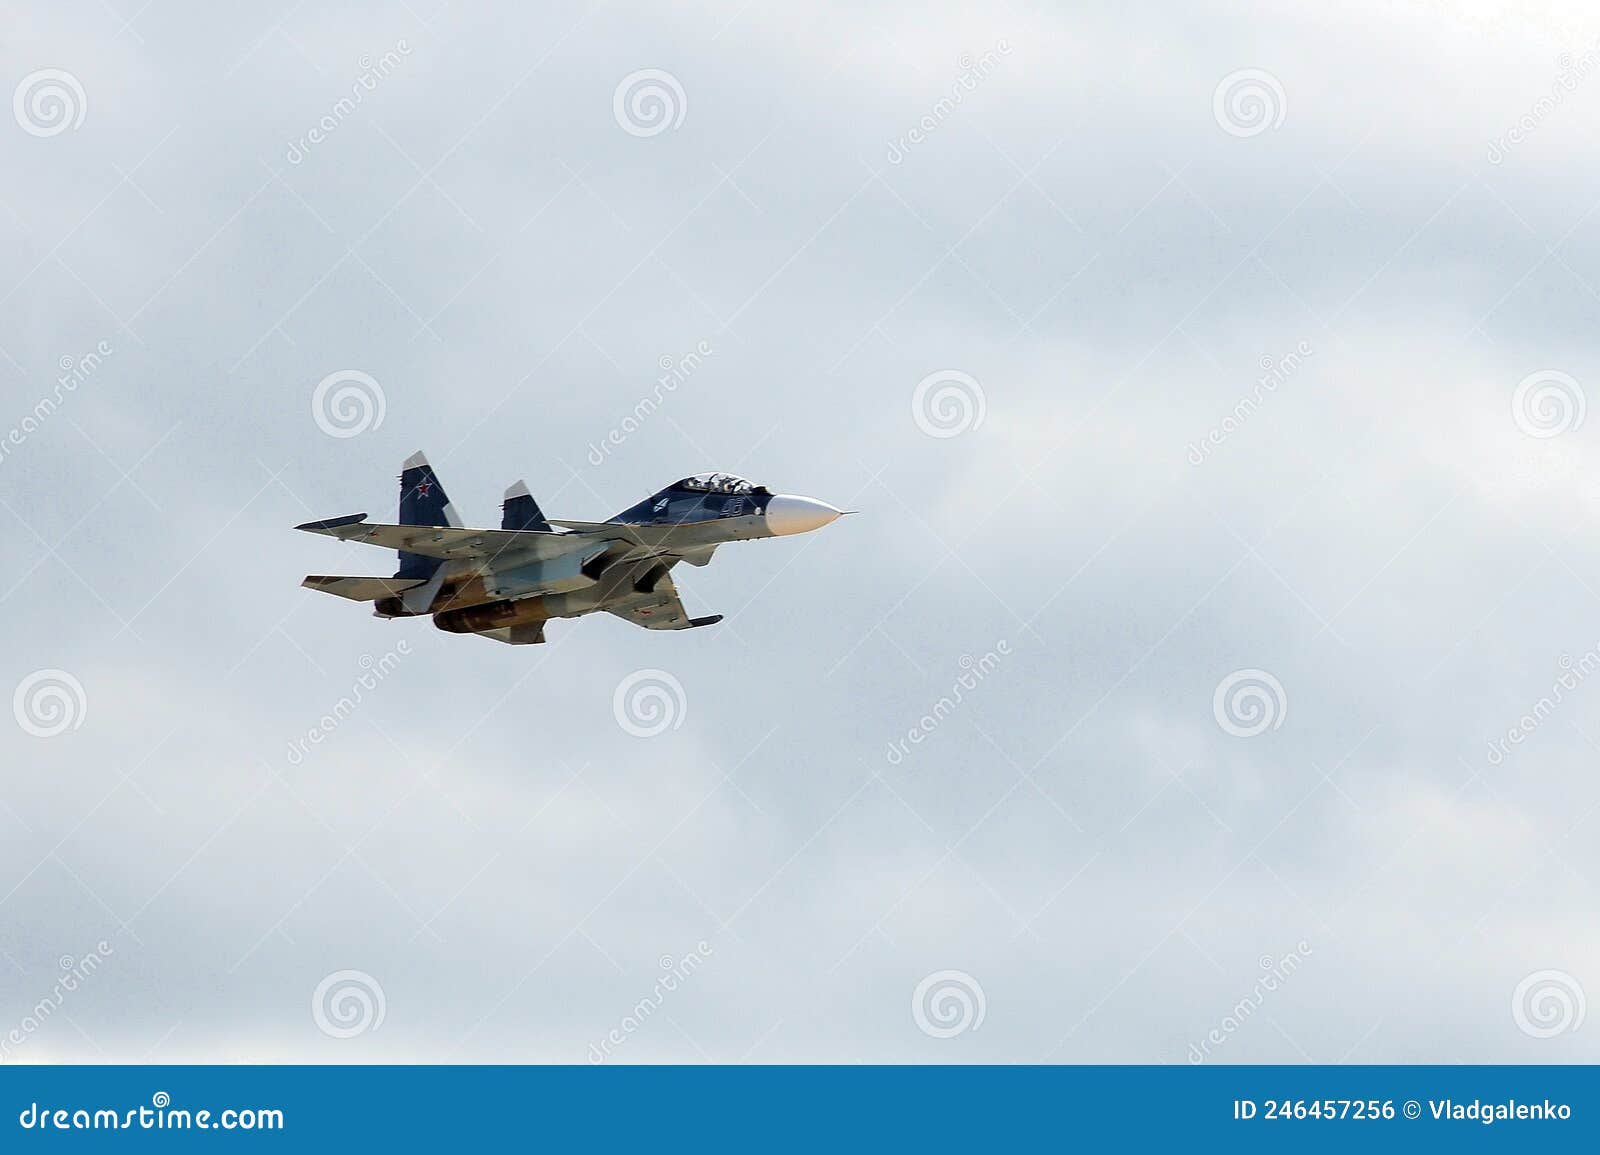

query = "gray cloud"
[{"left": 0, "top": 0, "right": 1598, "bottom": 1064}]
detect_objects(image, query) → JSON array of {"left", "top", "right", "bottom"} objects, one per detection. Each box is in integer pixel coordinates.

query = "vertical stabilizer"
[
  {"left": 396, "top": 451, "right": 462, "bottom": 580},
  {"left": 501, "top": 480, "right": 552, "bottom": 532}
]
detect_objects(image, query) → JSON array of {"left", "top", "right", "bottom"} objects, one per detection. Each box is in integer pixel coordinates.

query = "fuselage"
[{"left": 372, "top": 473, "right": 842, "bottom": 629}]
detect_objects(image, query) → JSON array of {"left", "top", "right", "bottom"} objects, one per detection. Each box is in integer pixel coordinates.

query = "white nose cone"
[{"left": 764, "top": 494, "right": 844, "bottom": 536}]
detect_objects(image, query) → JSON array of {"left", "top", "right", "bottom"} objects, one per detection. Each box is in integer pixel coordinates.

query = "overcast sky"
[{"left": 2, "top": 0, "right": 1600, "bottom": 1063}]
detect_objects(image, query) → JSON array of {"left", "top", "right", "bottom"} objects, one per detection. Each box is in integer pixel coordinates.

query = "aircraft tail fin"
[
  {"left": 501, "top": 481, "right": 552, "bottom": 532},
  {"left": 397, "top": 451, "right": 462, "bottom": 580}
]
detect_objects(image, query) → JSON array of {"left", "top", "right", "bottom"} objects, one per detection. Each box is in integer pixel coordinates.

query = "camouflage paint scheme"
[{"left": 296, "top": 452, "right": 845, "bottom": 644}]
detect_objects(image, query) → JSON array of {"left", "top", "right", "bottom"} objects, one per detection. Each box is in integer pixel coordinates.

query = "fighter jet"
[{"left": 295, "top": 452, "right": 846, "bottom": 644}]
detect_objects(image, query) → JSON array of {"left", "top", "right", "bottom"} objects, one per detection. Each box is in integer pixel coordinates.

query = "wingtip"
[
  {"left": 504, "top": 479, "right": 530, "bottom": 500},
  {"left": 294, "top": 512, "right": 368, "bottom": 532},
  {"left": 402, "top": 450, "right": 429, "bottom": 470}
]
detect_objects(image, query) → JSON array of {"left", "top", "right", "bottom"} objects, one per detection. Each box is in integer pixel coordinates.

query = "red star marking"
[{"left": 414, "top": 479, "right": 433, "bottom": 497}]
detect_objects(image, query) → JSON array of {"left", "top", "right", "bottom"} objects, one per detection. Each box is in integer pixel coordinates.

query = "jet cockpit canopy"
[{"left": 678, "top": 473, "right": 760, "bottom": 495}]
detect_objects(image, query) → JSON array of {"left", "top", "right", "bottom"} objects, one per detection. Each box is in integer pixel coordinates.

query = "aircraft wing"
[
  {"left": 604, "top": 570, "right": 722, "bottom": 631},
  {"left": 548, "top": 519, "right": 648, "bottom": 543},
  {"left": 294, "top": 514, "right": 620, "bottom": 563},
  {"left": 548, "top": 519, "right": 717, "bottom": 553}
]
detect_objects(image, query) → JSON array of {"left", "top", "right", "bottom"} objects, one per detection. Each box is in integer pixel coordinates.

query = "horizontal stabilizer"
[
  {"left": 474, "top": 623, "right": 547, "bottom": 645},
  {"left": 302, "top": 575, "right": 427, "bottom": 602}
]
